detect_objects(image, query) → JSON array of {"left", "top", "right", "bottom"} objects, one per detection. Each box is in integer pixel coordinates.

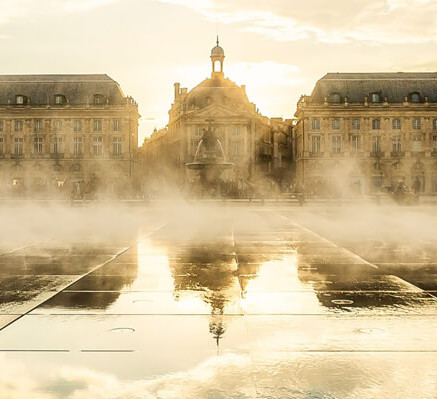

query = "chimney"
[{"left": 174, "top": 83, "right": 180, "bottom": 99}]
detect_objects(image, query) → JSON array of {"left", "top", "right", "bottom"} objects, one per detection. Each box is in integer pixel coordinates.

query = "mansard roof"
[
  {"left": 309, "top": 72, "right": 437, "bottom": 104},
  {"left": 0, "top": 74, "right": 126, "bottom": 106}
]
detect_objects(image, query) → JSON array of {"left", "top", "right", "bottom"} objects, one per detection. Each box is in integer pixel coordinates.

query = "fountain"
[{"left": 186, "top": 119, "right": 233, "bottom": 193}]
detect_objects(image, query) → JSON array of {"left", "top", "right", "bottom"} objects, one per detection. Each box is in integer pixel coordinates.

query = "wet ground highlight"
[{"left": 0, "top": 203, "right": 436, "bottom": 398}]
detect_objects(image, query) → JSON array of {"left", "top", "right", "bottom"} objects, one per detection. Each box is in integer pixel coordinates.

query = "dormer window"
[
  {"left": 410, "top": 92, "right": 420, "bottom": 103},
  {"left": 54, "top": 94, "right": 66, "bottom": 105},
  {"left": 15, "top": 95, "right": 27, "bottom": 105},
  {"left": 371, "top": 93, "right": 381, "bottom": 103},
  {"left": 93, "top": 94, "right": 104, "bottom": 105},
  {"left": 330, "top": 93, "right": 341, "bottom": 104}
]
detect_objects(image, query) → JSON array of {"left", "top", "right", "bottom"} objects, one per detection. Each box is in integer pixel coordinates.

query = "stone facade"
[
  {"left": 141, "top": 40, "right": 293, "bottom": 191},
  {"left": 0, "top": 74, "right": 139, "bottom": 198},
  {"left": 294, "top": 73, "right": 437, "bottom": 196}
]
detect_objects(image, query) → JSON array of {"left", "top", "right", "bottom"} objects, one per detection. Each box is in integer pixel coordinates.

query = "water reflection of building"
[
  {"left": 294, "top": 73, "right": 437, "bottom": 195},
  {"left": 0, "top": 74, "right": 139, "bottom": 198},
  {"left": 167, "top": 244, "right": 261, "bottom": 345},
  {"left": 141, "top": 39, "right": 293, "bottom": 189}
]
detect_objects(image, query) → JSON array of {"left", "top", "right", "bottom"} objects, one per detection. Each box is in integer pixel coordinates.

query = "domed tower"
[{"left": 210, "top": 36, "right": 225, "bottom": 77}]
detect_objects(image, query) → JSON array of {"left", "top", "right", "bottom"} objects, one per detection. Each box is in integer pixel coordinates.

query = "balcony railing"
[
  {"left": 11, "top": 153, "right": 24, "bottom": 159},
  {"left": 110, "top": 153, "right": 124, "bottom": 159},
  {"left": 30, "top": 153, "right": 46, "bottom": 159},
  {"left": 390, "top": 151, "right": 405, "bottom": 157},
  {"left": 370, "top": 151, "right": 384, "bottom": 157},
  {"left": 432, "top": 150, "right": 437, "bottom": 157},
  {"left": 309, "top": 152, "right": 322, "bottom": 157}
]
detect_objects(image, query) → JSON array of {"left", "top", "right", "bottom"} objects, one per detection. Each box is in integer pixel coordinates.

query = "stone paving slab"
[{"left": 0, "top": 204, "right": 436, "bottom": 398}]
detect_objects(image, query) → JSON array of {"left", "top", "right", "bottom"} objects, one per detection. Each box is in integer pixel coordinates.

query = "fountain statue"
[{"left": 186, "top": 119, "right": 233, "bottom": 193}]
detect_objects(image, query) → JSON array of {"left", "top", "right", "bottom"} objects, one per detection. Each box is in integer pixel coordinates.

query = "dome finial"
[{"left": 216, "top": 35, "right": 219, "bottom": 46}]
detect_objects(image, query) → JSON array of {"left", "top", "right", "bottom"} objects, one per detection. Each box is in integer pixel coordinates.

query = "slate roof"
[
  {"left": 309, "top": 72, "right": 437, "bottom": 104},
  {"left": 185, "top": 75, "right": 250, "bottom": 110},
  {"left": 0, "top": 74, "right": 126, "bottom": 106}
]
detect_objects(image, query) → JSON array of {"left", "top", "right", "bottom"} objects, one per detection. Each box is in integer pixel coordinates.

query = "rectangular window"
[
  {"left": 14, "top": 120, "right": 23, "bottom": 131},
  {"left": 113, "top": 137, "right": 122, "bottom": 155},
  {"left": 311, "top": 136, "right": 321, "bottom": 154},
  {"left": 371, "top": 176, "right": 384, "bottom": 192},
  {"left": 331, "top": 119, "right": 340, "bottom": 130},
  {"left": 34, "top": 137, "right": 44, "bottom": 154},
  {"left": 113, "top": 119, "right": 120, "bottom": 131},
  {"left": 232, "top": 126, "right": 240, "bottom": 136},
  {"left": 14, "top": 137, "right": 23, "bottom": 155},
  {"left": 0, "top": 137, "right": 3, "bottom": 154},
  {"left": 332, "top": 136, "right": 341, "bottom": 153},
  {"left": 412, "top": 136, "right": 422, "bottom": 152},
  {"left": 433, "top": 119, "right": 437, "bottom": 131},
  {"left": 54, "top": 120, "right": 62, "bottom": 131},
  {"left": 73, "top": 137, "right": 83, "bottom": 155},
  {"left": 53, "top": 137, "right": 62, "bottom": 154},
  {"left": 392, "top": 136, "right": 402, "bottom": 152},
  {"left": 432, "top": 135, "right": 437, "bottom": 152},
  {"left": 74, "top": 120, "right": 82, "bottom": 132},
  {"left": 352, "top": 119, "right": 360, "bottom": 130},
  {"left": 55, "top": 95, "right": 64, "bottom": 105},
  {"left": 93, "top": 136, "right": 103, "bottom": 156},
  {"left": 232, "top": 142, "right": 241, "bottom": 156},
  {"left": 433, "top": 174, "right": 437, "bottom": 193},
  {"left": 195, "top": 127, "right": 203, "bottom": 137},
  {"left": 372, "top": 136, "right": 381, "bottom": 153},
  {"left": 34, "top": 119, "right": 43, "bottom": 132},
  {"left": 0, "top": 120, "right": 3, "bottom": 131},
  {"left": 192, "top": 139, "right": 200, "bottom": 153},
  {"left": 93, "top": 119, "right": 102, "bottom": 131},
  {"left": 392, "top": 119, "right": 401, "bottom": 129},
  {"left": 311, "top": 119, "right": 320, "bottom": 130},
  {"left": 412, "top": 118, "right": 421, "bottom": 130},
  {"left": 372, "top": 119, "right": 381, "bottom": 130},
  {"left": 351, "top": 135, "right": 360, "bottom": 152}
]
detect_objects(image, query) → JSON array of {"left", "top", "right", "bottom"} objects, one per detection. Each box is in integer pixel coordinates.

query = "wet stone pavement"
[{"left": 0, "top": 204, "right": 436, "bottom": 398}]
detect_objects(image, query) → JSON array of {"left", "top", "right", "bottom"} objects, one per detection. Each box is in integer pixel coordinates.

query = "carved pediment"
[{"left": 187, "top": 105, "right": 248, "bottom": 120}]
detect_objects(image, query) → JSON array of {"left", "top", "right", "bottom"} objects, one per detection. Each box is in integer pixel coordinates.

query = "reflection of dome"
[{"left": 211, "top": 45, "right": 224, "bottom": 57}]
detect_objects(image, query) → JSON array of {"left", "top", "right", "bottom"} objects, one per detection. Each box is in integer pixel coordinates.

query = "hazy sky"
[{"left": 1, "top": 0, "right": 437, "bottom": 144}]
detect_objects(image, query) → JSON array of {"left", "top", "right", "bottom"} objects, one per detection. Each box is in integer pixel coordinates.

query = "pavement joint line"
[
  {"left": 80, "top": 350, "right": 135, "bottom": 353},
  {"left": 262, "top": 349, "right": 437, "bottom": 353},
  {"left": 0, "top": 222, "right": 168, "bottom": 333},
  {"left": 0, "top": 349, "right": 70, "bottom": 352},
  {"left": 58, "top": 289, "right": 431, "bottom": 293},
  {"left": 276, "top": 212, "right": 429, "bottom": 294},
  {"left": 0, "top": 242, "right": 43, "bottom": 258},
  {"left": 280, "top": 215, "right": 379, "bottom": 270},
  {"left": 21, "top": 312, "right": 437, "bottom": 317}
]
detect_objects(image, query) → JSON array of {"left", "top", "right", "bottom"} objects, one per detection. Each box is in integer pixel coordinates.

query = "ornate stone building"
[
  {"left": 141, "top": 40, "right": 293, "bottom": 190},
  {"left": 0, "top": 74, "right": 139, "bottom": 198},
  {"left": 294, "top": 73, "right": 437, "bottom": 196}
]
